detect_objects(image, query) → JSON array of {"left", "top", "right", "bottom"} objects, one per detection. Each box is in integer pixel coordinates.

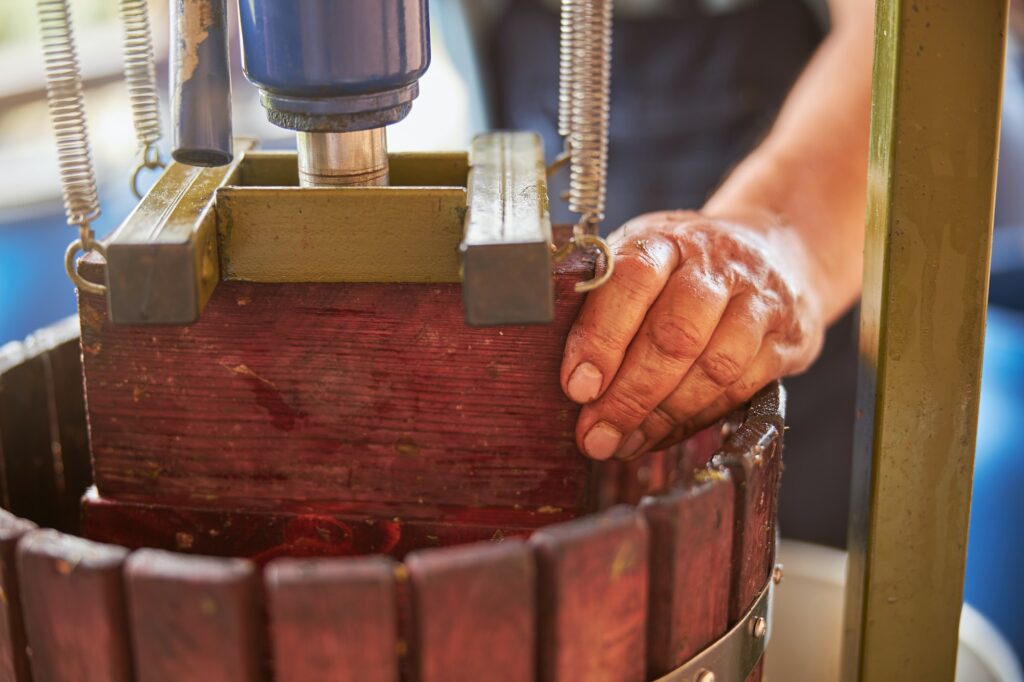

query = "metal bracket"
[
  {"left": 104, "top": 139, "right": 255, "bottom": 325},
  {"left": 653, "top": 570, "right": 777, "bottom": 682},
  {"left": 460, "top": 132, "right": 554, "bottom": 326}
]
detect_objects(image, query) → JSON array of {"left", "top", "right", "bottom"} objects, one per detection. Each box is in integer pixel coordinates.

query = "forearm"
[{"left": 704, "top": 4, "right": 875, "bottom": 324}]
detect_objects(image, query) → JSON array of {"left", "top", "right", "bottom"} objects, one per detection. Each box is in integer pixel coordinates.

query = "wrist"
[
  {"left": 690, "top": 208, "right": 831, "bottom": 329},
  {"left": 701, "top": 151, "right": 851, "bottom": 324}
]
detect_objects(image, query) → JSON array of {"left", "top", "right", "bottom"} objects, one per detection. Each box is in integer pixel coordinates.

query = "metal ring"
[
  {"left": 64, "top": 238, "right": 108, "bottom": 295},
  {"left": 131, "top": 146, "right": 166, "bottom": 199},
  {"left": 573, "top": 233, "right": 615, "bottom": 293}
]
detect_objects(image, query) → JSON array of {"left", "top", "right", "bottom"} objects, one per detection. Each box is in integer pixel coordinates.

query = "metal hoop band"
[{"left": 652, "top": 565, "right": 779, "bottom": 682}]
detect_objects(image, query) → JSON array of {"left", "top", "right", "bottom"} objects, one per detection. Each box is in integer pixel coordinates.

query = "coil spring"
[
  {"left": 555, "top": 0, "right": 615, "bottom": 293},
  {"left": 119, "top": 0, "right": 165, "bottom": 198},
  {"left": 120, "top": 0, "right": 162, "bottom": 149},
  {"left": 566, "top": 0, "right": 613, "bottom": 233},
  {"left": 37, "top": 0, "right": 101, "bottom": 231},
  {"left": 557, "top": 0, "right": 577, "bottom": 140}
]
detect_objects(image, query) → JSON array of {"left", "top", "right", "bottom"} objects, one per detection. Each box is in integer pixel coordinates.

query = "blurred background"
[{"left": 0, "top": 0, "right": 1022, "bottom": 677}]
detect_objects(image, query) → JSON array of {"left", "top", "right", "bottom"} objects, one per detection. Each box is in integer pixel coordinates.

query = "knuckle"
[
  {"left": 601, "top": 384, "right": 652, "bottom": 425},
  {"left": 645, "top": 406, "right": 677, "bottom": 434},
  {"left": 578, "top": 323, "right": 629, "bottom": 362},
  {"left": 611, "top": 251, "right": 662, "bottom": 294},
  {"left": 698, "top": 350, "right": 746, "bottom": 387},
  {"left": 647, "top": 313, "right": 705, "bottom": 362},
  {"left": 725, "top": 376, "right": 763, "bottom": 404}
]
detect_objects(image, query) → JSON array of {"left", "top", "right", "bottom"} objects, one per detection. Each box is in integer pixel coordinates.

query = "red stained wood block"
[
  {"left": 81, "top": 489, "right": 564, "bottom": 562},
  {"left": 17, "top": 529, "right": 133, "bottom": 682},
  {"left": 640, "top": 473, "right": 735, "bottom": 677},
  {"left": 675, "top": 421, "right": 731, "bottom": 479},
  {"left": 530, "top": 506, "right": 650, "bottom": 682},
  {"left": 0, "top": 511, "right": 35, "bottom": 682},
  {"left": 266, "top": 555, "right": 399, "bottom": 682},
  {"left": 125, "top": 549, "right": 265, "bottom": 682},
  {"left": 406, "top": 540, "right": 535, "bottom": 682},
  {"left": 79, "top": 250, "right": 598, "bottom": 522}
]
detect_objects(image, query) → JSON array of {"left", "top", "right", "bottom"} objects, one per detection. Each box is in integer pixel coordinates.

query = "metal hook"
[
  {"left": 553, "top": 231, "right": 615, "bottom": 293},
  {"left": 130, "top": 143, "right": 166, "bottom": 199},
  {"left": 65, "top": 236, "right": 108, "bottom": 295},
  {"left": 65, "top": 225, "right": 107, "bottom": 294},
  {"left": 546, "top": 140, "right": 573, "bottom": 179}
]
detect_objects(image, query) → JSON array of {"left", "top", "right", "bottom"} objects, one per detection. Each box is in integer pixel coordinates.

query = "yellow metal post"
[{"left": 842, "top": 1, "right": 1009, "bottom": 680}]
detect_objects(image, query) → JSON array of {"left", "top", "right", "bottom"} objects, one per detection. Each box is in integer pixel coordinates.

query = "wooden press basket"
[{"left": 0, "top": 316, "right": 784, "bottom": 682}]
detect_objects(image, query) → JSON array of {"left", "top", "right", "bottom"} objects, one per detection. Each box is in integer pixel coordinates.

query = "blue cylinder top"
[{"left": 239, "top": 0, "right": 430, "bottom": 98}]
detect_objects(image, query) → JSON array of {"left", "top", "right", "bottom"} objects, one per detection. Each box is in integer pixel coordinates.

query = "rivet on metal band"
[{"left": 652, "top": 570, "right": 776, "bottom": 682}]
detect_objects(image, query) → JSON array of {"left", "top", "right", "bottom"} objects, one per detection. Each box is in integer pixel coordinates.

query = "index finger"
[{"left": 560, "top": 233, "right": 679, "bottom": 404}]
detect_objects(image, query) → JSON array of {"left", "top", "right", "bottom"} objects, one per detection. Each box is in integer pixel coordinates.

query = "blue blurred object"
[
  {"left": 963, "top": 36, "right": 1024, "bottom": 663},
  {"left": 965, "top": 304, "right": 1024, "bottom": 660},
  {"left": 0, "top": 183, "right": 139, "bottom": 346},
  {"left": 238, "top": 0, "right": 430, "bottom": 131}
]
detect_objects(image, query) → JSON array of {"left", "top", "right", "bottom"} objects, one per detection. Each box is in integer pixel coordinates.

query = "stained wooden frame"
[{"left": 0, "top": 317, "right": 785, "bottom": 681}]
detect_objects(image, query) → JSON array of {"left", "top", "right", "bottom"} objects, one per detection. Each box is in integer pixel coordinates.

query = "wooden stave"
[{"left": 0, "top": 318, "right": 783, "bottom": 682}]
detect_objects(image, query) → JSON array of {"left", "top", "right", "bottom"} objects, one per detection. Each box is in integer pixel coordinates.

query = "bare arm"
[{"left": 561, "top": 0, "right": 875, "bottom": 460}]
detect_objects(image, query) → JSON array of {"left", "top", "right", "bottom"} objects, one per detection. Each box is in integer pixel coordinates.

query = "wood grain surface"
[
  {"left": 0, "top": 511, "right": 34, "bottom": 682},
  {"left": 17, "top": 529, "right": 133, "bottom": 682},
  {"left": 80, "top": 249, "right": 597, "bottom": 521},
  {"left": 640, "top": 474, "right": 735, "bottom": 676},
  {"left": 35, "top": 319, "right": 92, "bottom": 533},
  {"left": 531, "top": 507, "right": 650, "bottom": 682},
  {"left": 406, "top": 540, "right": 535, "bottom": 682},
  {"left": 81, "top": 489, "right": 563, "bottom": 561},
  {"left": 266, "top": 555, "right": 399, "bottom": 682},
  {"left": 716, "top": 383, "right": 785, "bottom": 682},
  {"left": 125, "top": 549, "right": 266, "bottom": 682},
  {"left": 0, "top": 338, "right": 60, "bottom": 528}
]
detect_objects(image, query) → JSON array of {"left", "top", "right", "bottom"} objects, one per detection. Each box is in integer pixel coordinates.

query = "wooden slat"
[
  {"left": 676, "top": 421, "right": 731, "bottom": 480},
  {"left": 265, "top": 555, "right": 399, "bottom": 682},
  {"left": 17, "top": 529, "right": 133, "bottom": 681},
  {"left": 0, "top": 511, "right": 35, "bottom": 682},
  {"left": 0, "top": 340, "right": 59, "bottom": 528},
  {"left": 406, "top": 540, "right": 535, "bottom": 682},
  {"left": 23, "top": 317, "right": 90, "bottom": 533},
  {"left": 640, "top": 473, "right": 735, "bottom": 677},
  {"left": 41, "top": 320, "right": 91, "bottom": 532},
  {"left": 530, "top": 506, "right": 650, "bottom": 682},
  {"left": 81, "top": 489, "right": 553, "bottom": 562},
  {"left": 615, "top": 450, "right": 677, "bottom": 506},
  {"left": 125, "top": 549, "right": 265, "bottom": 682},
  {"left": 715, "top": 383, "right": 785, "bottom": 682}
]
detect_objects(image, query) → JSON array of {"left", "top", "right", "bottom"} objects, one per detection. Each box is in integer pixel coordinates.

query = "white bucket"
[{"left": 765, "top": 540, "right": 1024, "bottom": 682}]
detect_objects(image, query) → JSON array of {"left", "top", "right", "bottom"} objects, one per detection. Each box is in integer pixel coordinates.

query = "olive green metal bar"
[{"left": 842, "top": 1, "right": 1009, "bottom": 681}]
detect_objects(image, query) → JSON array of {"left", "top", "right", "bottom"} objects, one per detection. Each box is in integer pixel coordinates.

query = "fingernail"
[
  {"left": 616, "top": 430, "right": 646, "bottom": 460},
  {"left": 583, "top": 422, "right": 622, "bottom": 460},
  {"left": 567, "top": 362, "right": 603, "bottom": 403}
]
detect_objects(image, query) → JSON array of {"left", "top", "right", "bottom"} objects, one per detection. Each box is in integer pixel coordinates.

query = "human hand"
[{"left": 561, "top": 210, "right": 826, "bottom": 460}]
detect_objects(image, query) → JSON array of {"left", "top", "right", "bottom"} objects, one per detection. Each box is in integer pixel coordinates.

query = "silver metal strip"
[{"left": 653, "top": 574, "right": 775, "bottom": 682}]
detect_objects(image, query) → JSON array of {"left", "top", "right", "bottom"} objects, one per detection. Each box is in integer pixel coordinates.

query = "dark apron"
[{"left": 489, "top": 0, "right": 858, "bottom": 548}]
